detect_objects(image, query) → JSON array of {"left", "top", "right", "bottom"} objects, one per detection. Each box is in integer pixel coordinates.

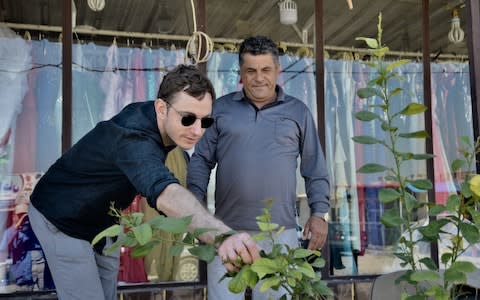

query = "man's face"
[
  {"left": 157, "top": 91, "right": 213, "bottom": 150},
  {"left": 240, "top": 53, "right": 280, "bottom": 107}
]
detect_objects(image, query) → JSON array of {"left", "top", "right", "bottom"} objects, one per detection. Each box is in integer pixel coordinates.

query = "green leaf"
[
  {"left": 356, "top": 37, "right": 379, "bottom": 49},
  {"left": 459, "top": 222, "right": 480, "bottom": 244},
  {"left": 129, "top": 212, "right": 145, "bottom": 226},
  {"left": 444, "top": 268, "right": 467, "bottom": 285},
  {"left": 240, "top": 265, "right": 258, "bottom": 289},
  {"left": 388, "top": 87, "right": 403, "bottom": 98},
  {"left": 286, "top": 277, "right": 296, "bottom": 288},
  {"left": 399, "top": 103, "right": 427, "bottom": 116},
  {"left": 446, "top": 194, "right": 461, "bottom": 212},
  {"left": 425, "top": 286, "right": 449, "bottom": 300},
  {"left": 418, "top": 257, "right": 437, "bottom": 270},
  {"left": 168, "top": 244, "right": 184, "bottom": 257},
  {"left": 429, "top": 204, "right": 447, "bottom": 216},
  {"left": 378, "top": 188, "right": 401, "bottom": 203},
  {"left": 409, "top": 270, "right": 440, "bottom": 282},
  {"left": 449, "top": 261, "right": 477, "bottom": 273},
  {"left": 131, "top": 241, "right": 156, "bottom": 258},
  {"left": 381, "top": 208, "right": 405, "bottom": 227},
  {"left": 228, "top": 271, "right": 248, "bottom": 294},
  {"left": 419, "top": 219, "right": 449, "bottom": 240},
  {"left": 257, "top": 222, "right": 279, "bottom": 232},
  {"left": 352, "top": 135, "right": 382, "bottom": 145},
  {"left": 289, "top": 269, "right": 303, "bottom": 280},
  {"left": 293, "top": 248, "right": 314, "bottom": 259},
  {"left": 357, "top": 163, "right": 389, "bottom": 173},
  {"left": 373, "top": 47, "right": 389, "bottom": 57},
  {"left": 461, "top": 180, "right": 472, "bottom": 198},
  {"left": 354, "top": 110, "right": 379, "bottom": 121},
  {"left": 131, "top": 223, "right": 152, "bottom": 246},
  {"left": 259, "top": 276, "right": 281, "bottom": 292},
  {"left": 386, "top": 59, "right": 410, "bottom": 72},
  {"left": 408, "top": 179, "right": 433, "bottom": 190},
  {"left": 91, "top": 224, "right": 122, "bottom": 246},
  {"left": 357, "top": 87, "right": 384, "bottom": 99},
  {"left": 412, "top": 153, "right": 435, "bottom": 160},
  {"left": 460, "top": 135, "right": 472, "bottom": 147},
  {"left": 297, "top": 261, "right": 316, "bottom": 278},
  {"left": 193, "top": 227, "right": 216, "bottom": 239},
  {"left": 149, "top": 215, "right": 192, "bottom": 233},
  {"left": 311, "top": 257, "right": 326, "bottom": 268},
  {"left": 381, "top": 121, "right": 397, "bottom": 132},
  {"left": 189, "top": 244, "right": 216, "bottom": 263},
  {"left": 399, "top": 130, "right": 429, "bottom": 139},
  {"left": 467, "top": 207, "right": 480, "bottom": 224},
  {"left": 311, "top": 279, "right": 334, "bottom": 297},
  {"left": 451, "top": 159, "right": 466, "bottom": 172},
  {"left": 398, "top": 152, "right": 414, "bottom": 161},
  {"left": 122, "top": 234, "right": 138, "bottom": 247},
  {"left": 251, "top": 258, "right": 279, "bottom": 279},
  {"left": 183, "top": 232, "right": 194, "bottom": 244},
  {"left": 103, "top": 238, "right": 124, "bottom": 255},
  {"left": 441, "top": 252, "right": 453, "bottom": 264},
  {"left": 404, "top": 192, "right": 418, "bottom": 213}
]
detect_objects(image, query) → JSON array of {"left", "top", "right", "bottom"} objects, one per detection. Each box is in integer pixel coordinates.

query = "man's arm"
[
  {"left": 156, "top": 183, "right": 229, "bottom": 242},
  {"left": 156, "top": 183, "right": 260, "bottom": 270},
  {"left": 299, "top": 107, "right": 331, "bottom": 250}
]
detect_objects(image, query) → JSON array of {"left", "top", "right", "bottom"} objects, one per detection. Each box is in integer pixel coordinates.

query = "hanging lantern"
[
  {"left": 448, "top": 9, "right": 465, "bottom": 44},
  {"left": 87, "top": 0, "right": 105, "bottom": 12},
  {"left": 278, "top": 0, "right": 297, "bottom": 25}
]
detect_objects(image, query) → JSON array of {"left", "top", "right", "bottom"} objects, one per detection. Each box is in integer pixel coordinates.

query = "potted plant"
[
  {"left": 353, "top": 13, "right": 480, "bottom": 300},
  {"left": 93, "top": 199, "right": 333, "bottom": 299}
]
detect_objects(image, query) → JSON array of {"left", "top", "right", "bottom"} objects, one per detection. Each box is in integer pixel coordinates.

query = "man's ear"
[{"left": 154, "top": 99, "right": 167, "bottom": 119}]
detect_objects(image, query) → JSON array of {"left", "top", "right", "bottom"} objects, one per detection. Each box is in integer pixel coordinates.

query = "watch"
[{"left": 312, "top": 212, "right": 329, "bottom": 222}]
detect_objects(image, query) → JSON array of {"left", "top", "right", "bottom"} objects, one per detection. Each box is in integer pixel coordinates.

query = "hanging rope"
[
  {"left": 346, "top": 0, "right": 353, "bottom": 10},
  {"left": 185, "top": 0, "right": 214, "bottom": 65}
]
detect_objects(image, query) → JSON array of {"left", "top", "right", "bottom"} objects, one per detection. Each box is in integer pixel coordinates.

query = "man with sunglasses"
[
  {"left": 187, "top": 36, "right": 330, "bottom": 299},
  {"left": 28, "top": 64, "right": 260, "bottom": 300}
]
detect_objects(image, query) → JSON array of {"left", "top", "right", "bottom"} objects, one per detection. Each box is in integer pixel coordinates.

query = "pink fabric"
[
  {"left": 133, "top": 48, "right": 146, "bottom": 102},
  {"left": 13, "top": 70, "right": 38, "bottom": 173},
  {"left": 117, "top": 195, "right": 148, "bottom": 283}
]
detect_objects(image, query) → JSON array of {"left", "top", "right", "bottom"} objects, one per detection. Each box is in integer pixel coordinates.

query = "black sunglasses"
[{"left": 167, "top": 103, "right": 214, "bottom": 129}]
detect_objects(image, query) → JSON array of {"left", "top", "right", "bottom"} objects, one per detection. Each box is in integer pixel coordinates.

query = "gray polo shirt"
[{"left": 187, "top": 86, "right": 330, "bottom": 231}]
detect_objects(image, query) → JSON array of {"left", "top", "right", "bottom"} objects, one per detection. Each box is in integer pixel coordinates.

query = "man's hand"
[
  {"left": 303, "top": 216, "right": 328, "bottom": 250},
  {"left": 217, "top": 232, "right": 260, "bottom": 272}
]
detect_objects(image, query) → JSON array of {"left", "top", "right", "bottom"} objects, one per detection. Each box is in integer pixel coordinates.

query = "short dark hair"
[
  {"left": 238, "top": 35, "right": 279, "bottom": 66},
  {"left": 157, "top": 64, "right": 216, "bottom": 103}
]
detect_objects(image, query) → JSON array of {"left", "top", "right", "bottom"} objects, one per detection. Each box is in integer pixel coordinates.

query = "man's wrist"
[
  {"left": 214, "top": 230, "right": 237, "bottom": 248},
  {"left": 312, "top": 212, "right": 329, "bottom": 222}
]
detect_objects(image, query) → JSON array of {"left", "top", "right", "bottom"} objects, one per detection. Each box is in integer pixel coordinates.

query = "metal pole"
[{"left": 62, "top": 0, "right": 73, "bottom": 152}]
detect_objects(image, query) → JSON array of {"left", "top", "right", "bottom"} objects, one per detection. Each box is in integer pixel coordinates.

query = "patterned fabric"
[{"left": 9, "top": 214, "right": 54, "bottom": 290}]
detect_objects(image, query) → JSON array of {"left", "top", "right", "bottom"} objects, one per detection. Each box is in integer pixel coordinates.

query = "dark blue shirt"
[{"left": 31, "top": 101, "right": 179, "bottom": 243}]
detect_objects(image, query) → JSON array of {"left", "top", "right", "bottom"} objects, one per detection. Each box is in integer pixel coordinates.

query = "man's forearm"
[{"left": 156, "top": 183, "right": 230, "bottom": 244}]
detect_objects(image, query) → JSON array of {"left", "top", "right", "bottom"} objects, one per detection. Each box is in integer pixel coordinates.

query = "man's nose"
[{"left": 191, "top": 119, "right": 204, "bottom": 136}]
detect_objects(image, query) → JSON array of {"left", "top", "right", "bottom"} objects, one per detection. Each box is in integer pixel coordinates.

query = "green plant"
[
  {"left": 92, "top": 202, "right": 218, "bottom": 262},
  {"left": 93, "top": 199, "right": 333, "bottom": 299},
  {"left": 222, "top": 199, "right": 332, "bottom": 300},
  {"left": 353, "top": 13, "right": 479, "bottom": 300}
]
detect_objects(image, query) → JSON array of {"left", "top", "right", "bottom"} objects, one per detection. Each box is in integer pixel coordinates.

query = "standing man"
[
  {"left": 187, "top": 36, "right": 330, "bottom": 299},
  {"left": 28, "top": 65, "right": 260, "bottom": 300}
]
